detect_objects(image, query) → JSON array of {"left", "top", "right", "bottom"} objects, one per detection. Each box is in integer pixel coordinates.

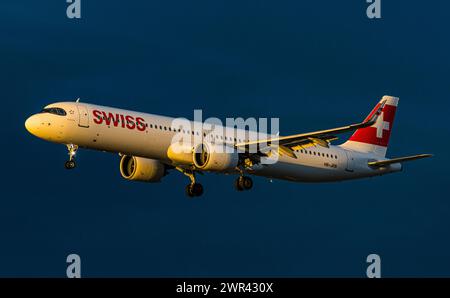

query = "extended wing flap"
[
  {"left": 278, "top": 145, "right": 297, "bottom": 159},
  {"left": 368, "top": 154, "right": 433, "bottom": 167}
]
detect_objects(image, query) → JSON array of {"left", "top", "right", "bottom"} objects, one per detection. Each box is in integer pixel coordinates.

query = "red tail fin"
[{"left": 342, "top": 96, "right": 399, "bottom": 157}]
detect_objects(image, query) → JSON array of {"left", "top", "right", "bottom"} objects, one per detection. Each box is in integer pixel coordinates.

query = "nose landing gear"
[
  {"left": 235, "top": 176, "right": 253, "bottom": 191},
  {"left": 64, "top": 144, "right": 78, "bottom": 170}
]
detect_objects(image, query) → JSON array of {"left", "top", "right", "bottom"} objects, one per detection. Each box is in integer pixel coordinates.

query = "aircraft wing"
[
  {"left": 236, "top": 99, "right": 387, "bottom": 158},
  {"left": 368, "top": 154, "right": 433, "bottom": 167}
]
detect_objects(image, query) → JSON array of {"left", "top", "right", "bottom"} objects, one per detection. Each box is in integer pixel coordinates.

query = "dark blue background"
[{"left": 0, "top": 1, "right": 448, "bottom": 277}]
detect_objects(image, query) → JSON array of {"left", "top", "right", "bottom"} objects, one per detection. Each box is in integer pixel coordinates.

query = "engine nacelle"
[
  {"left": 167, "top": 142, "right": 195, "bottom": 165},
  {"left": 119, "top": 155, "right": 166, "bottom": 182},
  {"left": 193, "top": 143, "right": 239, "bottom": 172}
]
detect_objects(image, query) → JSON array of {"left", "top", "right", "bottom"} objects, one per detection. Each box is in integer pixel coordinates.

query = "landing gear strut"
[
  {"left": 235, "top": 176, "right": 253, "bottom": 191},
  {"left": 177, "top": 168, "right": 203, "bottom": 197},
  {"left": 64, "top": 144, "right": 78, "bottom": 170}
]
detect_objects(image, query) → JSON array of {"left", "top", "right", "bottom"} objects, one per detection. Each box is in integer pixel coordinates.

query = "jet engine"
[
  {"left": 193, "top": 143, "right": 239, "bottom": 172},
  {"left": 119, "top": 155, "right": 166, "bottom": 182}
]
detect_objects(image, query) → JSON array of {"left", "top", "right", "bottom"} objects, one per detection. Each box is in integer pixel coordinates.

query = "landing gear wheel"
[
  {"left": 242, "top": 176, "right": 253, "bottom": 190},
  {"left": 235, "top": 176, "right": 253, "bottom": 191},
  {"left": 186, "top": 183, "right": 204, "bottom": 197},
  {"left": 235, "top": 178, "right": 244, "bottom": 191},
  {"left": 177, "top": 168, "right": 204, "bottom": 198},
  {"left": 65, "top": 160, "right": 76, "bottom": 169},
  {"left": 65, "top": 144, "right": 78, "bottom": 170}
]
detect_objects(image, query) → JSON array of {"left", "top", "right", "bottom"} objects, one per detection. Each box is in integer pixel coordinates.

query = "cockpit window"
[{"left": 40, "top": 107, "right": 67, "bottom": 116}]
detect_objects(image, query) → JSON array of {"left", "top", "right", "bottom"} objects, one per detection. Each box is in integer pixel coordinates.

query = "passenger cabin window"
[{"left": 41, "top": 107, "right": 67, "bottom": 116}]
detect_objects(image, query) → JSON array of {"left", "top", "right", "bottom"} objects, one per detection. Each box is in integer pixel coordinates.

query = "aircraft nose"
[{"left": 25, "top": 115, "right": 39, "bottom": 134}]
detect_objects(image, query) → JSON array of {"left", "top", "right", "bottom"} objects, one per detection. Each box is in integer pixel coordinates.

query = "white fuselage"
[{"left": 25, "top": 102, "right": 402, "bottom": 182}]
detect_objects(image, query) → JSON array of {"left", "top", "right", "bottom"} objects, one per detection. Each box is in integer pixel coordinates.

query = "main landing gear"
[
  {"left": 177, "top": 168, "right": 253, "bottom": 197},
  {"left": 64, "top": 144, "right": 78, "bottom": 170},
  {"left": 186, "top": 183, "right": 203, "bottom": 197},
  {"left": 177, "top": 168, "right": 203, "bottom": 197},
  {"left": 235, "top": 176, "right": 253, "bottom": 191}
]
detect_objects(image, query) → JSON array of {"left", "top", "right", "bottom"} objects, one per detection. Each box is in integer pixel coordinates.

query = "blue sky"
[{"left": 0, "top": 0, "right": 449, "bottom": 277}]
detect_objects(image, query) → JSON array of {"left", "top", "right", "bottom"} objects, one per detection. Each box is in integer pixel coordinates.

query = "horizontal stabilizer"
[{"left": 368, "top": 154, "right": 432, "bottom": 167}]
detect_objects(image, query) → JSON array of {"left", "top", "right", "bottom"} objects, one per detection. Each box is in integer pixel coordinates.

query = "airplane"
[{"left": 25, "top": 95, "right": 431, "bottom": 197}]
